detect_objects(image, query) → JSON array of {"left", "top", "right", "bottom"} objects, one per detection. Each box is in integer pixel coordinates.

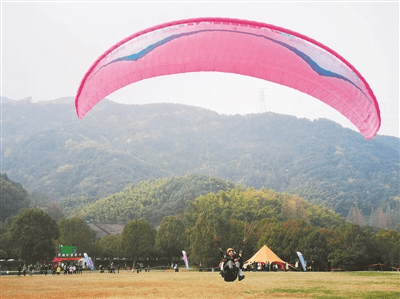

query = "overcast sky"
[{"left": 1, "top": 1, "right": 399, "bottom": 138}]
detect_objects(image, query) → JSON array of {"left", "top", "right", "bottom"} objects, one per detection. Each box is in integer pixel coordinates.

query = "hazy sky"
[{"left": 2, "top": 1, "right": 399, "bottom": 138}]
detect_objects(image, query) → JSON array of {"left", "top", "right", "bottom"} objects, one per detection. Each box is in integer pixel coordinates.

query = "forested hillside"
[
  {"left": 61, "top": 174, "right": 235, "bottom": 225},
  {"left": 2, "top": 97, "right": 399, "bottom": 216},
  {"left": 0, "top": 174, "right": 30, "bottom": 221},
  {"left": 3, "top": 185, "right": 399, "bottom": 271}
]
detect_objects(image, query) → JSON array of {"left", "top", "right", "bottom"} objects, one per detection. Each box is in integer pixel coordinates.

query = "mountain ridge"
[{"left": 2, "top": 98, "right": 399, "bottom": 216}]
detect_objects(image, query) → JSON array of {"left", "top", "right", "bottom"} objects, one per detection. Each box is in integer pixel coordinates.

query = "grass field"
[{"left": 1, "top": 270, "right": 399, "bottom": 299}]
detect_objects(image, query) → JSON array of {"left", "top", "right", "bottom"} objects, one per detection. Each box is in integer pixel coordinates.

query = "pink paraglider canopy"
[{"left": 75, "top": 17, "right": 380, "bottom": 139}]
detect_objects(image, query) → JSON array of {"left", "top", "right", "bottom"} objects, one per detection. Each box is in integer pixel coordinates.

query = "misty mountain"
[{"left": 2, "top": 97, "right": 399, "bottom": 215}]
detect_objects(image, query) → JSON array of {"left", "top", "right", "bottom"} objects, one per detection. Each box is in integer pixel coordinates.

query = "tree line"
[
  {"left": 62, "top": 175, "right": 235, "bottom": 225},
  {"left": 2, "top": 187, "right": 399, "bottom": 271}
]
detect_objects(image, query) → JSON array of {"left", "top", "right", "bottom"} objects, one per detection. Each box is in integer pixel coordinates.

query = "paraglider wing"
[{"left": 75, "top": 17, "right": 380, "bottom": 139}]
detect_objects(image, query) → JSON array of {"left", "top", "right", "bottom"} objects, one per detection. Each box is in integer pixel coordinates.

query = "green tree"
[
  {"left": 120, "top": 219, "right": 156, "bottom": 263},
  {"left": 302, "top": 228, "right": 333, "bottom": 271},
  {"left": 328, "top": 224, "right": 380, "bottom": 271},
  {"left": 154, "top": 216, "right": 186, "bottom": 264},
  {"left": 0, "top": 174, "right": 30, "bottom": 220},
  {"left": 185, "top": 219, "right": 218, "bottom": 268},
  {"left": 183, "top": 190, "right": 253, "bottom": 268},
  {"left": 8, "top": 208, "right": 60, "bottom": 263},
  {"left": 306, "top": 204, "right": 345, "bottom": 228},
  {"left": 0, "top": 249, "right": 8, "bottom": 259},
  {"left": 57, "top": 218, "right": 97, "bottom": 254},
  {"left": 183, "top": 188, "right": 312, "bottom": 267},
  {"left": 97, "top": 234, "right": 122, "bottom": 259},
  {"left": 0, "top": 219, "right": 12, "bottom": 258},
  {"left": 374, "top": 229, "right": 400, "bottom": 267},
  {"left": 258, "top": 219, "right": 312, "bottom": 263}
]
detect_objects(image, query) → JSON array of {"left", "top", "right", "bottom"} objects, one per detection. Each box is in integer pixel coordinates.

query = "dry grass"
[{"left": 1, "top": 270, "right": 399, "bottom": 299}]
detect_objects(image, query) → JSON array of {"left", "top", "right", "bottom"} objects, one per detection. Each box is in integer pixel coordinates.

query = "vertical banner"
[
  {"left": 296, "top": 251, "right": 306, "bottom": 272},
  {"left": 182, "top": 250, "right": 189, "bottom": 270},
  {"left": 84, "top": 253, "right": 95, "bottom": 270}
]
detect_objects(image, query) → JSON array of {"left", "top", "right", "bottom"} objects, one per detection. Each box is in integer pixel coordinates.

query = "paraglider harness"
[{"left": 217, "top": 239, "right": 246, "bottom": 282}]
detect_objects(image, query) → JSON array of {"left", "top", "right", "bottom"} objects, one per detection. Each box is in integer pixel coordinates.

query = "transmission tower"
[{"left": 258, "top": 89, "right": 267, "bottom": 113}]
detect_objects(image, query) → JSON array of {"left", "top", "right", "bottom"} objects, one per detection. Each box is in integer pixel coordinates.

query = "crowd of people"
[
  {"left": 6, "top": 262, "right": 87, "bottom": 276},
  {"left": 99, "top": 262, "right": 121, "bottom": 273},
  {"left": 244, "top": 262, "right": 281, "bottom": 272},
  {"left": 58, "top": 263, "right": 84, "bottom": 275}
]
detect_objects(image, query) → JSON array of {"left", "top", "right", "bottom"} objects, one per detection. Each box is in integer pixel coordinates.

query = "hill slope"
[{"left": 2, "top": 98, "right": 399, "bottom": 215}]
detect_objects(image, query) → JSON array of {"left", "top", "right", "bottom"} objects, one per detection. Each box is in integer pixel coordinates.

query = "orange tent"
[{"left": 244, "top": 245, "right": 286, "bottom": 267}]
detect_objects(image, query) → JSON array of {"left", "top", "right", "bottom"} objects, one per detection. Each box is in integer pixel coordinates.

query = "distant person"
[
  {"left": 110, "top": 262, "right": 115, "bottom": 274},
  {"left": 29, "top": 264, "right": 34, "bottom": 276}
]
